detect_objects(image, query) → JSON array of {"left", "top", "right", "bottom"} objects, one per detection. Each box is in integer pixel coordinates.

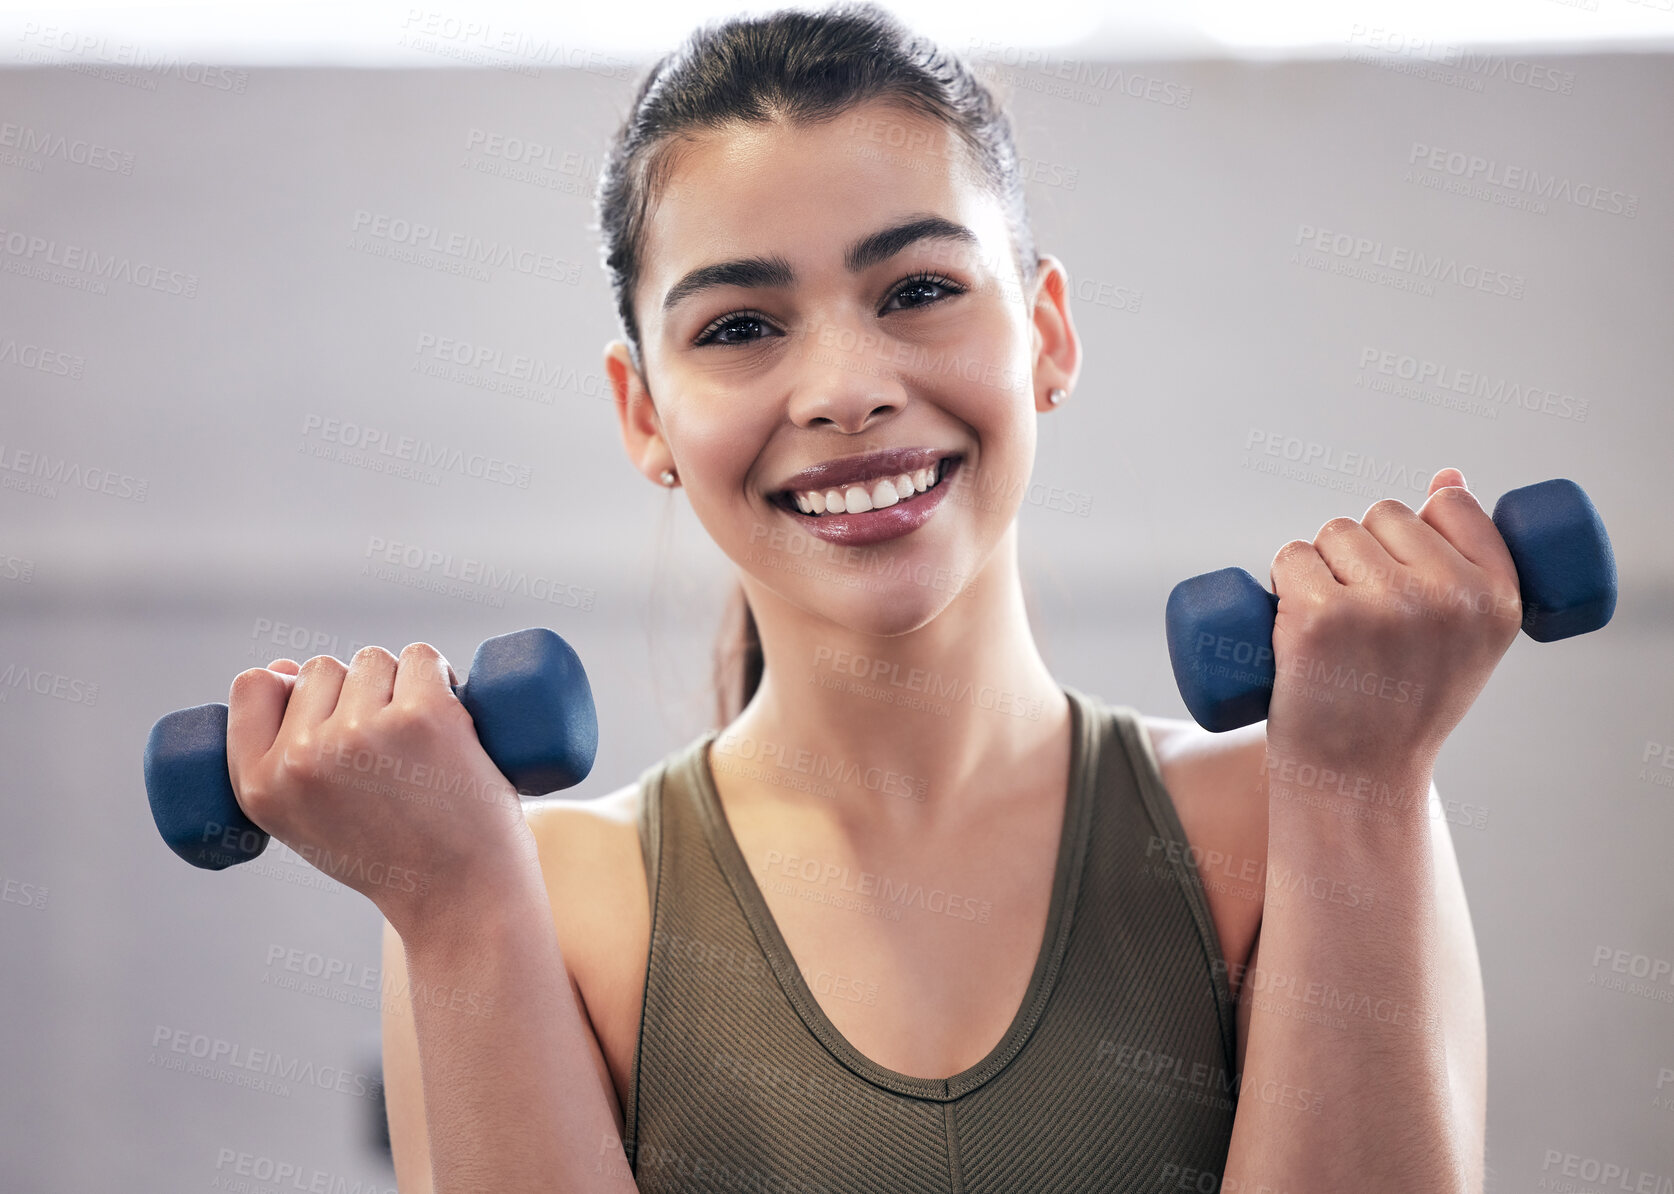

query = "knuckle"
[
  {"left": 1316, "top": 516, "right": 1361, "bottom": 539},
  {"left": 353, "top": 644, "right": 398, "bottom": 666},
  {"left": 1365, "top": 498, "right": 1411, "bottom": 520},
  {"left": 229, "top": 666, "right": 282, "bottom": 701},
  {"left": 399, "top": 641, "right": 452, "bottom": 685},
  {"left": 300, "top": 653, "right": 346, "bottom": 677},
  {"left": 1273, "top": 539, "right": 1315, "bottom": 565}
]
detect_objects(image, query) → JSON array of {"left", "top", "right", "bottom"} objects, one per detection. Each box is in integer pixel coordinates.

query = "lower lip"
[{"left": 777, "top": 457, "right": 963, "bottom": 547}]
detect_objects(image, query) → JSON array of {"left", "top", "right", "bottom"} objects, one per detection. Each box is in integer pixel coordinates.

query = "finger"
[
  {"left": 1360, "top": 497, "right": 1469, "bottom": 572},
  {"left": 227, "top": 666, "right": 296, "bottom": 795},
  {"left": 266, "top": 659, "right": 300, "bottom": 675},
  {"left": 278, "top": 654, "right": 349, "bottom": 743},
  {"left": 1311, "top": 515, "right": 1400, "bottom": 588},
  {"left": 392, "top": 642, "right": 457, "bottom": 707},
  {"left": 1418, "top": 483, "right": 1517, "bottom": 576},
  {"left": 335, "top": 645, "right": 399, "bottom": 724},
  {"left": 1427, "top": 467, "right": 1466, "bottom": 501},
  {"left": 1270, "top": 537, "right": 1337, "bottom": 600}
]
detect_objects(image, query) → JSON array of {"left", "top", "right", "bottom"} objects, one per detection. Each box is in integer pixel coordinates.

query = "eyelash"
[{"left": 691, "top": 271, "right": 967, "bottom": 347}]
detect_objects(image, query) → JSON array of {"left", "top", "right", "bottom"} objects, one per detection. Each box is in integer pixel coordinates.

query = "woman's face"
[{"left": 610, "top": 99, "right": 1077, "bottom": 638}]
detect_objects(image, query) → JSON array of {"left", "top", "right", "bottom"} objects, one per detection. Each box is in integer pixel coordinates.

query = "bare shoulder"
[
  {"left": 522, "top": 780, "right": 649, "bottom": 955},
  {"left": 522, "top": 781, "right": 651, "bottom": 1112},
  {"left": 1139, "top": 713, "right": 1270, "bottom": 980}
]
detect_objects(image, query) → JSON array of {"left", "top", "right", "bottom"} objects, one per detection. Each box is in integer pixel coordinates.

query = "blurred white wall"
[{"left": 2, "top": 32, "right": 1672, "bottom": 1193}]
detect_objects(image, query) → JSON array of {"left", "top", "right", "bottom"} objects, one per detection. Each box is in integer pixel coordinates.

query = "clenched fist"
[
  {"left": 1265, "top": 467, "right": 1525, "bottom": 783},
  {"left": 225, "top": 642, "right": 539, "bottom": 936}
]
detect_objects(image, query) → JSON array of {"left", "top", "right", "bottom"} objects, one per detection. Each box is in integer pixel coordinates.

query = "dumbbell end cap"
[
  {"left": 143, "top": 702, "right": 270, "bottom": 870},
  {"left": 459, "top": 628, "right": 599, "bottom": 796},
  {"left": 1491, "top": 478, "right": 1617, "bottom": 643},
  {"left": 1165, "top": 567, "right": 1280, "bottom": 733}
]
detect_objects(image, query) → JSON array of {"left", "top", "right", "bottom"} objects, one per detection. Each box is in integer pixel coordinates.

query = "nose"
[{"left": 786, "top": 325, "right": 906, "bottom": 432}]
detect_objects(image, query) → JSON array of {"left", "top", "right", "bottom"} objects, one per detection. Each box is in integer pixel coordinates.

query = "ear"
[
  {"left": 1029, "top": 253, "right": 1080, "bottom": 409},
  {"left": 605, "top": 340, "right": 674, "bottom": 484}
]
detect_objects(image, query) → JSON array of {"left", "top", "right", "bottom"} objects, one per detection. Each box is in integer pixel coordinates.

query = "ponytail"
[{"left": 713, "top": 582, "right": 764, "bottom": 728}]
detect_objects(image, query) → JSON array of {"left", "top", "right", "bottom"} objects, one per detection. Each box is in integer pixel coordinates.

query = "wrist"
[
  {"left": 386, "top": 834, "right": 551, "bottom": 951},
  {"left": 1261, "top": 745, "right": 1436, "bottom": 832}
]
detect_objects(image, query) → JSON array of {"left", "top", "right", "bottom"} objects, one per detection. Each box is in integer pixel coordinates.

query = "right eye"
[{"left": 693, "top": 310, "right": 778, "bottom": 347}]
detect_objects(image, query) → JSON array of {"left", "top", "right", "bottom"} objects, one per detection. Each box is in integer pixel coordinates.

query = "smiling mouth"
[{"left": 770, "top": 454, "right": 962, "bottom": 517}]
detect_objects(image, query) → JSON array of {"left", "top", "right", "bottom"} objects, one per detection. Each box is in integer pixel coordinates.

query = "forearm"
[
  {"left": 1222, "top": 753, "right": 1476, "bottom": 1192},
  {"left": 400, "top": 861, "right": 637, "bottom": 1193}
]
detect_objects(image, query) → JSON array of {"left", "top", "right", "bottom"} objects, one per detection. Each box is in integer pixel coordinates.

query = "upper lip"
[{"left": 771, "top": 447, "right": 960, "bottom": 497}]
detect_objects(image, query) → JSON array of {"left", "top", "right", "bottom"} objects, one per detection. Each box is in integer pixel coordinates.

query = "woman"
[{"left": 232, "top": 3, "right": 1508, "bottom": 1189}]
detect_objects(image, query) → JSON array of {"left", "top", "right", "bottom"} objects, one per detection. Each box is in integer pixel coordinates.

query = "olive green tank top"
[{"left": 624, "top": 684, "right": 1239, "bottom": 1192}]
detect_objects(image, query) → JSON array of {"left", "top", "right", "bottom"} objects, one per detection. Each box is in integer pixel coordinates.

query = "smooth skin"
[{"left": 230, "top": 97, "right": 1491, "bottom": 1190}]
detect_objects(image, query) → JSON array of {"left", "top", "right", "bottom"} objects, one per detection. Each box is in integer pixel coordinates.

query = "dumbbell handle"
[
  {"left": 143, "top": 627, "right": 596, "bottom": 870},
  {"left": 1165, "top": 478, "right": 1617, "bottom": 732}
]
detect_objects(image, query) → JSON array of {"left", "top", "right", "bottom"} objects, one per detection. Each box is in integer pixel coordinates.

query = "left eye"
[
  {"left": 883, "top": 272, "right": 966, "bottom": 312},
  {"left": 692, "top": 272, "right": 967, "bottom": 347}
]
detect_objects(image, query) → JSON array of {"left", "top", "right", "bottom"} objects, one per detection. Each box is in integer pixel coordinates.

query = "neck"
[{"left": 724, "top": 523, "right": 1071, "bottom": 833}]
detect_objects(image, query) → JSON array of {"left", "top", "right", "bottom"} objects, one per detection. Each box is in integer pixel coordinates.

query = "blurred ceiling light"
[{"left": 0, "top": 0, "right": 1669, "bottom": 65}]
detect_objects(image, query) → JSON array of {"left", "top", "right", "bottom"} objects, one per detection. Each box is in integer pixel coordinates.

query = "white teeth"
[{"left": 792, "top": 460, "right": 946, "bottom": 517}]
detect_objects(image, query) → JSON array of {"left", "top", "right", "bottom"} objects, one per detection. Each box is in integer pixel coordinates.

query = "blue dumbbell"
[
  {"left": 1165, "top": 478, "right": 1617, "bottom": 732},
  {"left": 143, "top": 627, "right": 597, "bottom": 869}
]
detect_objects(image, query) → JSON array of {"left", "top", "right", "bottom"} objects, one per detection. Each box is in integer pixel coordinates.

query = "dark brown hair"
[{"left": 592, "top": 0, "right": 1038, "bottom": 727}]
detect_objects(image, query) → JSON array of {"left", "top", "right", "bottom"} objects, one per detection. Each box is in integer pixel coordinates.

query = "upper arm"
[{"left": 381, "top": 917, "right": 433, "bottom": 1194}]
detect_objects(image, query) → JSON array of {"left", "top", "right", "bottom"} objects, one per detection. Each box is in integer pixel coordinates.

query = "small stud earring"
[
  {"left": 659, "top": 468, "right": 678, "bottom": 487},
  {"left": 1047, "top": 387, "right": 1067, "bottom": 407}
]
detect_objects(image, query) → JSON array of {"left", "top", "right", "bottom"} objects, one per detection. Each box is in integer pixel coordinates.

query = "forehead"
[{"left": 640, "top": 100, "right": 1006, "bottom": 309}]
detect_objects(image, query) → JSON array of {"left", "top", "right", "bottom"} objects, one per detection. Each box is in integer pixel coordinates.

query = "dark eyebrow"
[{"left": 660, "top": 214, "right": 980, "bottom": 316}]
